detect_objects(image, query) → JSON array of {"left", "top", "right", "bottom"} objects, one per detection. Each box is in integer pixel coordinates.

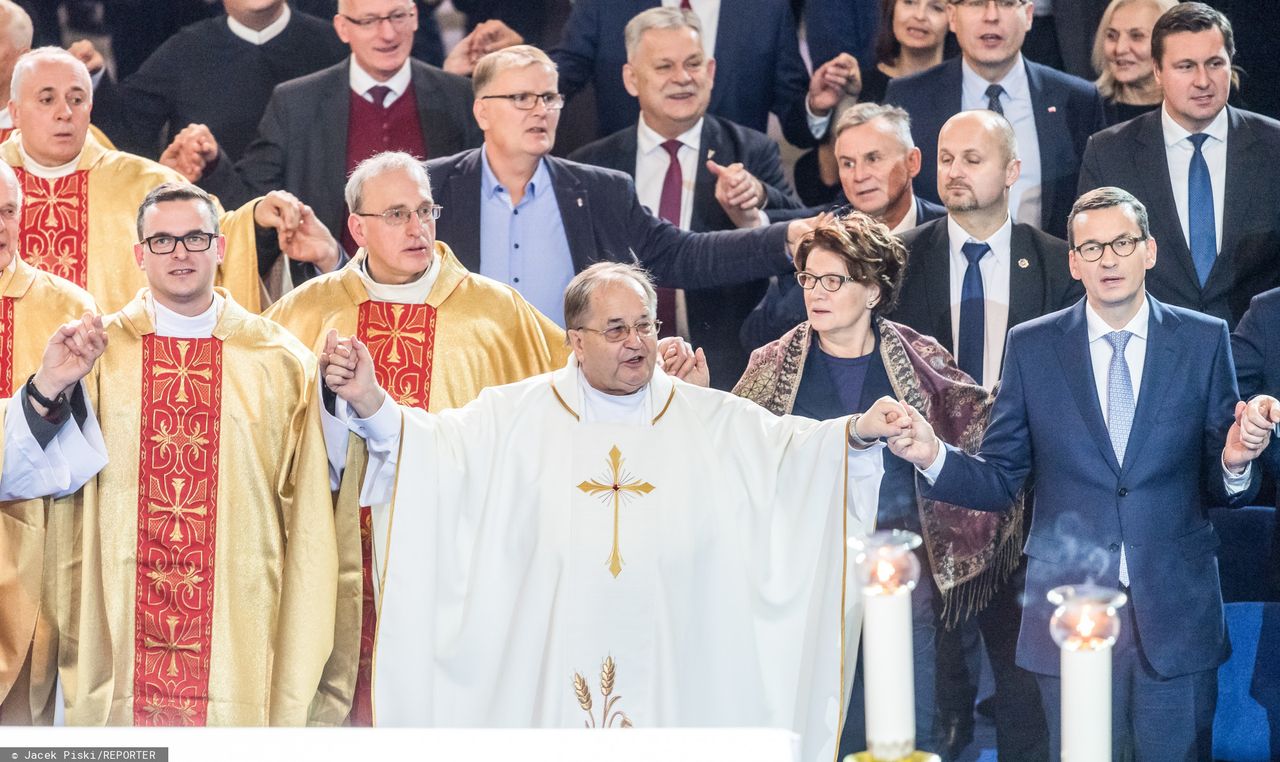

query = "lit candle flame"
[
  {"left": 1077, "top": 609, "right": 1097, "bottom": 639},
  {"left": 874, "top": 558, "right": 897, "bottom": 586}
]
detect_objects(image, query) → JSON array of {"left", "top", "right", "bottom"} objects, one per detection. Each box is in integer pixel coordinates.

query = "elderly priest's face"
[
  {"left": 11, "top": 56, "right": 92, "bottom": 167},
  {"left": 0, "top": 168, "right": 18, "bottom": 271},
  {"left": 349, "top": 166, "right": 437, "bottom": 284},
  {"left": 570, "top": 279, "right": 658, "bottom": 396}
]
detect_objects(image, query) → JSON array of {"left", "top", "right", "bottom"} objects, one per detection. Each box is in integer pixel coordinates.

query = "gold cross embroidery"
[
  {"left": 366, "top": 304, "right": 426, "bottom": 365},
  {"left": 147, "top": 477, "right": 207, "bottom": 544},
  {"left": 576, "top": 446, "right": 655, "bottom": 578},
  {"left": 28, "top": 184, "right": 80, "bottom": 229},
  {"left": 144, "top": 615, "right": 203, "bottom": 678},
  {"left": 153, "top": 340, "right": 213, "bottom": 404}
]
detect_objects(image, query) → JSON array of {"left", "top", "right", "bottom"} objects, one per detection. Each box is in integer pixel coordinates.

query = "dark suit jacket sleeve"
[
  {"left": 922, "top": 327, "right": 1034, "bottom": 511},
  {"left": 739, "top": 275, "right": 806, "bottom": 350},
  {"left": 93, "top": 43, "right": 177, "bottom": 158},
  {"left": 201, "top": 90, "right": 289, "bottom": 210},
  {"left": 1205, "top": 322, "right": 1261, "bottom": 506},
  {"left": 769, "top": 6, "right": 820, "bottom": 149},
  {"left": 1232, "top": 291, "right": 1276, "bottom": 399},
  {"left": 755, "top": 137, "right": 803, "bottom": 211},
  {"left": 548, "top": 0, "right": 599, "bottom": 100},
  {"left": 1077, "top": 134, "right": 1104, "bottom": 196}
]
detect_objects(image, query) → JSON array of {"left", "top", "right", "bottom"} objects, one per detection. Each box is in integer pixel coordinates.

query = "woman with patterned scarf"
[{"left": 733, "top": 212, "right": 1024, "bottom": 755}]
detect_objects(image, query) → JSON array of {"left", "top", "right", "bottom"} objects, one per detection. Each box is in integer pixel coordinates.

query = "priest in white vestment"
[{"left": 322, "top": 262, "right": 915, "bottom": 761}]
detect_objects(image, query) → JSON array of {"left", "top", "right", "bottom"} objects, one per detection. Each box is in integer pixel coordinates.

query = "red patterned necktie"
[{"left": 654, "top": 139, "right": 683, "bottom": 336}]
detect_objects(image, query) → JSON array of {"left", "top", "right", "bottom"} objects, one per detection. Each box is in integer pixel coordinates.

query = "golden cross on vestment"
[
  {"left": 144, "top": 614, "right": 203, "bottom": 678},
  {"left": 147, "top": 477, "right": 207, "bottom": 544},
  {"left": 576, "top": 446, "right": 655, "bottom": 578},
  {"left": 366, "top": 304, "right": 427, "bottom": 365},
  {"left": 29, "top": 184, "right": 80, "bottom": 229},
  {"left": 152, "top": 340, "right": 213, "bottom": 404}
]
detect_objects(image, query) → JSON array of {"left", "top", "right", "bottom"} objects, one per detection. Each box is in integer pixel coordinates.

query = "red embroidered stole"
[
  {"left": 0, "top": 297, "right": 12, "bottom": 395},
  {"left": 133, "top": 336, "right": 222, "bottom": 726},
  {"left": 349, "top": 300, "right": 436, "bottom": 725},
  {"left": 0, "top": 128, "right": 13, "bottom": 144},
  {"left": 15, "top": 169, "right": 90, "bottom": 288}
]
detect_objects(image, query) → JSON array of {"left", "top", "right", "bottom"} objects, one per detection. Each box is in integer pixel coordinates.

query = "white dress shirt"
[
  {"left": 961, "top": 55, "right": 1043, "bottom": 230},
  {"left": 889, "top": 195, "right": 924, "bottom": 235},
  {"left": 1162, "top": 104, "right": 1228, "bottom": 256},
  {"left": 636, "top": 115, "right": 701, "bottom": 231},
  {"left": 349, "top": 57, "right": 412, "bottom": 107},
  {"left": 948, "top": 214, "right": 1012, "bottom": 389},
  {"left": 226, "top": 4, "right": 291, "bottom": 45}
]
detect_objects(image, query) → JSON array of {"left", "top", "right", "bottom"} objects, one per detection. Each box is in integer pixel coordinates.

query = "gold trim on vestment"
[
  {"left": 551, "top": 382, "right": 581, "bottom": 421},
  {"left": 835, "top": 415, "right": 852, "bottom": 762},
  {"left": 650, "top": 385, "right": 676, "bottom": 425}
]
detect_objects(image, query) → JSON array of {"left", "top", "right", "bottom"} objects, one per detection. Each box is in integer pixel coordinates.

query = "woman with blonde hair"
[{"left": 1093, "top": 0, "right": 1177, "bottom": 124}]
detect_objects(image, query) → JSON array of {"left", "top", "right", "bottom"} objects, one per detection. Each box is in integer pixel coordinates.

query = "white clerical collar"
[
  {"left": 0, "top": 107, "right": 11, "bottom": 130},
  {"left": 148, "top": 291, "right": 223, "bottom": 339},
  {"left": 355, "top": 248, "right": 439, "bottom": 303},
  {"left": 226, "top": 3, "right": 291, "bottom": 45},
  {"left": 1085, "top": 292, "right": 1150, "bottom": 343},
  {"left": 19, "top": 144, "right": 81, "bottom": 179},
  {"left": 1161, "top": 102, "right": 1228, "bottom": 148},
  {"left": 947, "top": 213, "right": 1013, "bottom": 260},
  {"left": 349, "top": 57, "right": 412, "bottom": 105},
  {"left": 577, "top": 368, "right": 652, "bottom": 425},
  {"left": 636, "top": 114, "right": 703, "bottom": 156}
]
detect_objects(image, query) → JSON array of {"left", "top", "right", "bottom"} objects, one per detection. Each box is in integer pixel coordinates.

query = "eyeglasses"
[
  {"left": 354, "top": 203, "right": 443, "bottom": 226},
  {"left": 574, "top": 320, "right": 662, "bottom": 342},
  {"left": 142, "top": 231, "right": 216, "bottom": 255},
  {"left": 950, "top": 0, "right": 1030, "bottom": 9},
  {"left": 479, "top": 92, "right": 566, "bottom": 111},
  {"left": 796, "top": 271, "right": 861, "bottom": 292},
  {"left": 339, "top": 7, "right": 417, "bottom": 29},
  {"left": 1072, "top": 234, "right": 1147, "bottom": 262}
]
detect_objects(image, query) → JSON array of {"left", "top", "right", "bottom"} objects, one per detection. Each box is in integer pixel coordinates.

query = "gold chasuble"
[
  {"left": 48, "top": 289, "right": 337, "bottom": 725},
  {"left": 0, "top": 258, "right": 95, "bottom": 725},
  {"left": 0, "top": 132, "right": 262, "bottom": 314},
  {"left": 263, "top": 242, "right": 567, "bottom": 724}
]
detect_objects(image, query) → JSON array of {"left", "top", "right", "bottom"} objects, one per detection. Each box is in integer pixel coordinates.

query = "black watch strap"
[{"left": 26, "top": 374, "right": 67, "bottom": 410}]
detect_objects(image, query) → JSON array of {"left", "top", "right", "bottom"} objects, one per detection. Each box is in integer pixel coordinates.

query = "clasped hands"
[
  {"left": 855, "top": 396, "right": 940, "bottom": 466},
  {"left": 31, "top": 312, "right": 107, "bottom": 413},
  {"left": 1224, "top": 395, "right": 1280, "bottom": 473}
]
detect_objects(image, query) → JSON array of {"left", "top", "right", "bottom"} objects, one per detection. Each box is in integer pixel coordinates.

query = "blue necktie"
[
  {"left": 1187, "top": 133, "right": 1216, "bottom": 286},
  {"left": 1105, "top": 330, "right": 1136, "bottom": 586},
  {"left": 985, "top": 84, "right": 1005, "bottom": 116},
  {"left": 958, "top": 242, "right": 989, "bottom": 385}
]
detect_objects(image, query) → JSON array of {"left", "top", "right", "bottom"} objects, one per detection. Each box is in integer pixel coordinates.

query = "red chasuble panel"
[
  {"left": 15, "top": 169, "right": 90, "bottom": 288},
  {"left": 0, "top": 297, "right": 12, "bottom": 396},
  {"left": 349, "top": 301, "right": 436, "bottom": 725},
  {"left": 133, "top": 336, "right": 222, "bottom": 726}
]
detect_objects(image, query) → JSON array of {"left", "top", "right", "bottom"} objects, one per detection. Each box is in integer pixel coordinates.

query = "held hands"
[
  {"left": 320, "top": 330, "right": 386, "bottom": 420},
  {"left": 807, "top": 53, "right": 860, "bottom": 116},
  {"left": 160, "top": 124, "right": 219, "bottom": 182},
  {"left": 254, "top": 191, "right": 341, "bottom": 272},
  {"left": 886, "top": 403, "right": 940, "bottom": 467},
  {"left": 67, "top": 39, "right": 105, "bottom": 75},
  {"left": 33, "top": 312, "right": 106, "bottom": 402},
  {"left": 1224, "top": 396, "right": 1280, "bottom": 472},
  {"left": 786, "top": 211, "right": 834, "bottom": 256},
  {"left": 656, "top": 336, "right": 709, "bottom": 387},
  {"left": 443, "top": 19, "right": 524, "bottom": 76},
  {"left": 708, "top": 160, "right": 766, "bottom": 229}
]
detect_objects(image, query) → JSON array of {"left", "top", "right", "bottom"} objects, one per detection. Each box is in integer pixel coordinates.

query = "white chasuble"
[{"left": 369, "top": 358, "right": 883, "bottom": 762}]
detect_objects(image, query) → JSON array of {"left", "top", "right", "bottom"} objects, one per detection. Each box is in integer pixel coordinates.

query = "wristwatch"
[{"left": 25, "top": 374, "right": 67, "bottom": 411}]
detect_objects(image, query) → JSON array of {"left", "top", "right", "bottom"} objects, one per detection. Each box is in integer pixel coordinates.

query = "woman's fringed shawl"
[{"left": 733, "top": 318, "right": 1025, "bottom": 626}]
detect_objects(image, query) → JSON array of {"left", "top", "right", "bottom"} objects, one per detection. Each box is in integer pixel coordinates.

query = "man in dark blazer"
[
  {"left": 430, "top": 45, "right": 801, "bottom": 344},
  {"left": 568, "top": 7, "right": 803, "bottom": 389},
  {"left": 550, "top": 0, "right": 825, "bottom": 148},
  {"left": 162, "top": 0, "right": 482, "bottom": 288},
  {"left": 897, "top": 186, "right": 1273, "bottom": 760},
  {"left": 884, "top": 0, "right": 1105, "bottom": 239},
  {"left": 1078, "top": 3, "right": 1280, "bottom": 328}
]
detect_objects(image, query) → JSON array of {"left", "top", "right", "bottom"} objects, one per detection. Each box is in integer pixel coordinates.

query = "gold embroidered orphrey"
[
  {"left": 572, "top": 656, "right": 633, "bottom": 728},
  {"left": 576, "top": 445, "right": 655, "bottom": 578}
]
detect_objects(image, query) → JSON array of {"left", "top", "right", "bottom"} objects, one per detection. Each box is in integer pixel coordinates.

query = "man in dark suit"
[
  {"left": 1078, "top": 2, "right": 1280, "bottom": 328},
  {"left": 884, "top": 0, "right": 1105, "bottom": 239},
  {"left": 568, "top": 7, "right": 803, "bottom": 389},
  {"left": 896, "top": 185, "right": 1275, "bottom": 761},
  {"left": 739, "top": 102, "right": 946, "bottom": 352},
  {"left": 550, "top": 0, "right": 836, "bottom": 148},
  {"left": 428, "top": 45, "right": 804, "bottom": 349},
  {"left": 161, "top": 0, "right": 482, "bottom": 290}
]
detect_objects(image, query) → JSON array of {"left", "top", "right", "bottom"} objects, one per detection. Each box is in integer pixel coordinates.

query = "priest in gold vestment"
[
  {"left": 2, "top": 47, "right": 343, "bottom": 314},
  {"left": 263, "top": 152, "right": 568, "bottom": 725},
  {"left": 0, "top": 160, "right": 97, "bottom": 725},
  {"left": 1, "top": 183, "right": 338, "bottom": 725}
]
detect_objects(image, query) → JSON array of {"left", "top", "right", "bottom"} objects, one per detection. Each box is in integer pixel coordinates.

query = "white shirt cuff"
[
  {"left": 1222, "top": 455, "right": 1252, "bottom": 495},
  {"left": 804, "top": 99, "right": 832, "bottom": 139},
  {"left": 349, "top": 392, "right": 399, "bottom": 446},
  {"left": 917, "top": 445, "right": 947, "bottom": 484}
]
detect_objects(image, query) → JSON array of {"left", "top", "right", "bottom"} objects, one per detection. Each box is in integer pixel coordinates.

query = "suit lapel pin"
[
  {"left": 577, "top": 197, "right": 584, "bottom": 207},
  {"left": 707, "top": 149, "right": 716, "bottom": 161},
  {"left": 1047, "top": 106, "right": 1057, "bottom": 113},
  {"left": 1018, "top": 258, "right": 1030, "bottom": 269}
]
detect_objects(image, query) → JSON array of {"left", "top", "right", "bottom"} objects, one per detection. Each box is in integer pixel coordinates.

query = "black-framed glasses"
[
  {"left": 796, "top": 271, "right": 860, "bottom": 292},
  {"left": 142, "top": 231, "right": 216, "bottom": 255},
  {"left": 354, "top": 203, "right": 443, "bottom": 226},
  {"left": 574, "top": 320, "right": 662, "bottom": 343},
  {"left": 339, "top": 6, "right": 416, "bottom": 29},
  {"left": 1072, "top": 234, "right": 1147, "bottom": 262},
  {"left": 950, "top": 0, "right": 1029, "bottom": 9},
  {"left": 480, "top": 92, "right": 566, "bottom": 111}
]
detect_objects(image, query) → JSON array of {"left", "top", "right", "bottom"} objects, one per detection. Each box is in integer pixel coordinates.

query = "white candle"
[
  {"left": 863, "top": 586, "right": 915, "bottom": 760},
  {"left": 1060, "top": 642, "right": 1112, "bottom": 761}
]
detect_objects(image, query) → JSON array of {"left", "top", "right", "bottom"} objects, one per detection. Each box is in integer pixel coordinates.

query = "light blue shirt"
[
  {"left": 478, "top": 147, "right": 576, "bottom": 326},
  {"left": 961, "top": 55, "right": 1043, "bottom": 230}
]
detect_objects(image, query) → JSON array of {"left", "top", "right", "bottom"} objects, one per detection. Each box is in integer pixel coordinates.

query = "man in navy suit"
[
  {"left": 568, "top": 7, "right": 804, "bottom": 389},
  {"left": 1078, "top": 3, "right": 1280, "bottom": 328},
  {"left": 427, "top": 44, "right": 808, "bottom": 346},
  {"left": 550, "top": 0, "right": 845, "bottom": 148},
  {"left": 894, "top": 186, "right": 1277, "bottom": 761},
  {"left": 884, "top": 0, "right": 1105, "bottom": 239}
]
